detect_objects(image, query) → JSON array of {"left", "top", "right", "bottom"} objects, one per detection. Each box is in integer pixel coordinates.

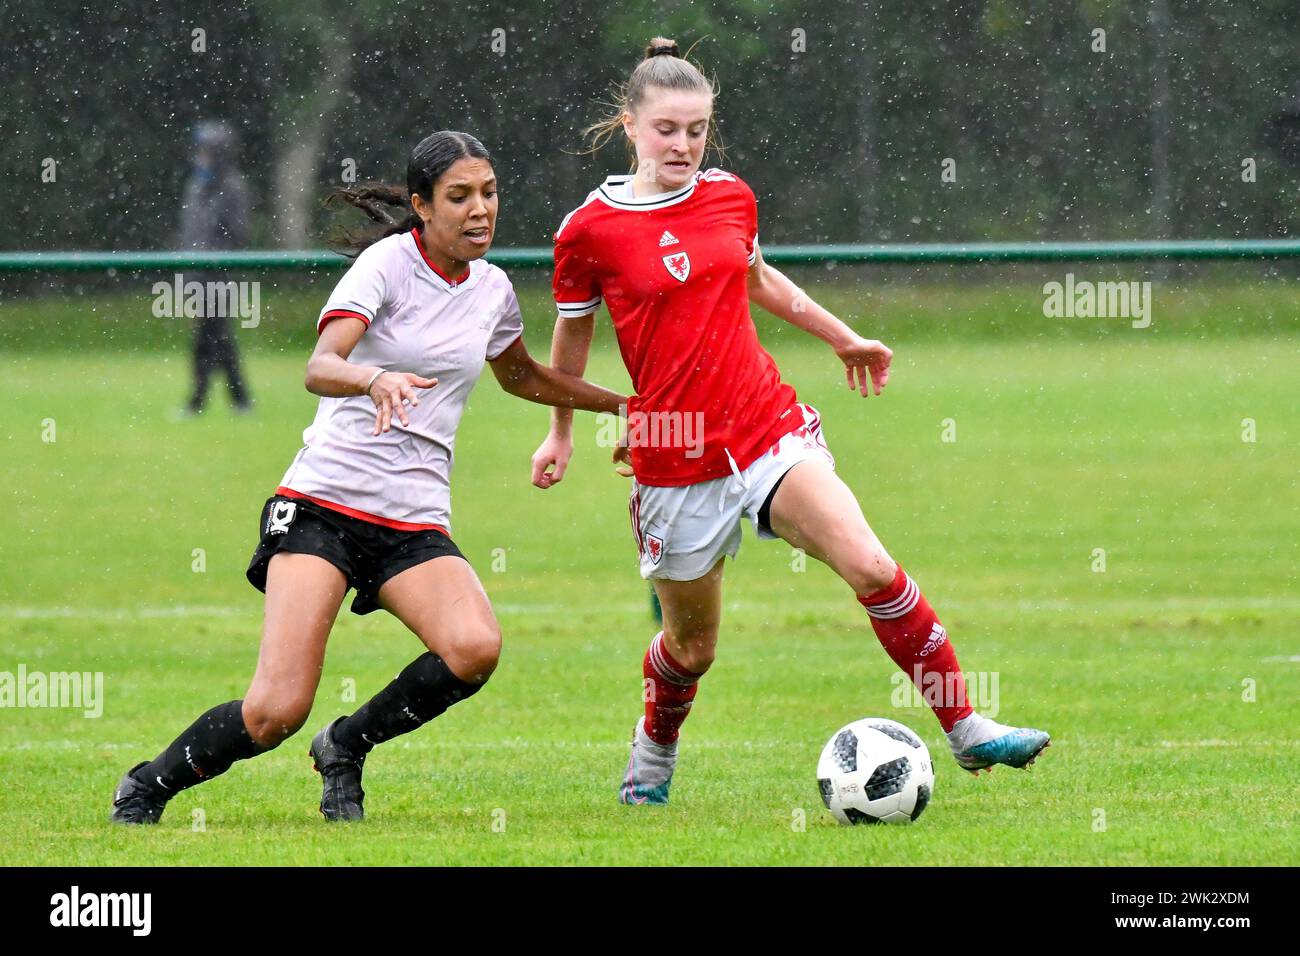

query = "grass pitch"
[{"left": 1, "top": 278, "right": 1296, "bottom": 865}]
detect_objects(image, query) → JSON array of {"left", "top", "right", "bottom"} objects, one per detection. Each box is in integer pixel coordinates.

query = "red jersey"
[{"left": 552, "top": 168, "right": 801, "bottom": 486}]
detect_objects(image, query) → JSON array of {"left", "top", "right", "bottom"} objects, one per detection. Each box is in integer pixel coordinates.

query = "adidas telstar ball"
[{"left": 816, "top": 718, "right": 934, "bottom": 825}]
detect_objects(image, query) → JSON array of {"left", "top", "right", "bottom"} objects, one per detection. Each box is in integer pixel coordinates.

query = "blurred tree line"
[{"left": 3, "top": 0, "right": 1298, "bottom": 251}]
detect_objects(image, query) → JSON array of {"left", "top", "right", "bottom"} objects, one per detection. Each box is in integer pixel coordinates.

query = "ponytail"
[
  {"left": 582, "top": 36, "right": 723, "bottom": 164},
  {"left": 324, "top": 183, "right": 421, "bottom": 258},
  {"left": 325, "top": 130, "right": 493, "bottom": 258}
]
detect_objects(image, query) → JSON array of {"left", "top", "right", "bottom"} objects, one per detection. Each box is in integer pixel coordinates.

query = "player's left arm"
[
  {"left": 747, "top": 245, "right": 892, "bottom": 397},
  {"left": 488, "top": 336, "right": 627, "bottom": 415}
]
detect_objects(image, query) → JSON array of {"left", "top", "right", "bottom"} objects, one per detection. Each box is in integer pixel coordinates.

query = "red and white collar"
[
  {"left": 597, "top": 173, "right": 697, "bottom": 210},
  {"left": 409, "top": 229, "right": 474, "bottom": 290}
]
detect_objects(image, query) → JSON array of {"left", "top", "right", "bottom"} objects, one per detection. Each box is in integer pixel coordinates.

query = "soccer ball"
[{"left": 816, "top": 717, "right": 934, "bottom": 825}]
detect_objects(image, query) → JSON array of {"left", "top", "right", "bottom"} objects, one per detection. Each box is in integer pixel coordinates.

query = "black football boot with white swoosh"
[
  {"left": 309, "top": 717, "right": 366, "bottom": 822},
  {"left": 110, "top": 762, "right": 170, "bottom": 825}
]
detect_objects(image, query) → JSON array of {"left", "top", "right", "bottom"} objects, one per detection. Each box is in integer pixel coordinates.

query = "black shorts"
[{"left": 245, "top": 495, "right": 466, "bottom": 616}]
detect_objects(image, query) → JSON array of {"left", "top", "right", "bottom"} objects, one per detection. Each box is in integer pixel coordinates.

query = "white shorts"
[{"left": 628, "top": 404, "right": 835, "bottom": 581}]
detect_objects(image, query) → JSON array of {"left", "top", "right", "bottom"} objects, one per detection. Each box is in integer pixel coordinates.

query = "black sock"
[
  {"left": 137, "top": 699, "right": 268, "bottom": 797},
  {"left": 333, "top": 653, "right": 483, "bottom": 756}
]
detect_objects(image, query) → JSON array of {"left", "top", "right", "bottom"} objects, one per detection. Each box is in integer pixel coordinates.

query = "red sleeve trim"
[
  {"left": 486, "top": 331, "right": 524, "bottom": 362},
  {"left": 317, "top": 309, "right": 372, "bottom": 335}
]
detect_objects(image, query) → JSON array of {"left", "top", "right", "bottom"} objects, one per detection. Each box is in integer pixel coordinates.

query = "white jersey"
[{"left": 277, "top": 228, "right": 523, "bottom": 532}]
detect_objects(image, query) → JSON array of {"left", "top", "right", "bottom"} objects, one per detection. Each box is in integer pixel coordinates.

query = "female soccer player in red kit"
[{"left": 532, "top": 38, "right": 1050, "bottom": 804}]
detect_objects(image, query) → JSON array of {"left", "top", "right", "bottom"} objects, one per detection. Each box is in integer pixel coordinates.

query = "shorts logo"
[
  {"left": 267, "top": 501, "right": 297, "bottom": 535},
  {"left": 662, "top": 252, "right": 690, "bottom": 283},
  {"left": 645, "top": 532, "right": 664, "bottom": 565}
]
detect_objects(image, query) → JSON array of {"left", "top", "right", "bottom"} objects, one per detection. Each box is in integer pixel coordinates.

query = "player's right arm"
[
  {"left": 532, "top": 206, "right": 603, "bottom": 489},
  {"left": 305, "top": 244, "right": 436, "bottom": 436},
  {"left": 305, "top": 319, "right": 436, "bottom": 436},
  {"left": 530, "top": 314, "right": 595, "bottom": 488}
]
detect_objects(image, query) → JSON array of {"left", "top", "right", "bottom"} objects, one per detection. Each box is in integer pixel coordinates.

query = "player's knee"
[
  {"left": 663, "top": 628, "right": 718, "bottom": 675},
  {"left": 681, "top": 645, "right": 716, "bottom": 675},
  {"left": 242, "top": 694, "right": 312, "bottom": 747},
  {"left": 441, "top": 620, "right": 502, "bottom": 684},
  {"left": 843, "top": 550, "right": 897, "bottom": 596}
]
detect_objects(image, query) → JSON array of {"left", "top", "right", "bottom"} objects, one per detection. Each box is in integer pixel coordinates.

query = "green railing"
[{"left": 2, "top": 239, "right": 1299, "bottom": 272}]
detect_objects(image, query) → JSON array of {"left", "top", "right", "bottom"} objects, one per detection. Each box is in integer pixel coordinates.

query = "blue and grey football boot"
[
  {"left": 948, "top": 714, "right": 1051, "bottom": 773},
  {"left": 618, "top": 716, "right": 677, "bottom": 805}
]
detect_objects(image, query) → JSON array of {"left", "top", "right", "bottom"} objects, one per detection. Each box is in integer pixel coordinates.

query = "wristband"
[{"left": 364, "top": 368, "right": 385, "bottom": 394}]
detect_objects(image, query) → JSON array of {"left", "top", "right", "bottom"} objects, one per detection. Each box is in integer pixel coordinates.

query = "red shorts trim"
[{"left": 274, "top": 486, "right": 448, "bottom": 534}]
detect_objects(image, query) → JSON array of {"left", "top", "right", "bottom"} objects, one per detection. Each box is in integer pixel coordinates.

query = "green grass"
[{"left": 1, "top": 282, "right": 1297, "bottom": 865}]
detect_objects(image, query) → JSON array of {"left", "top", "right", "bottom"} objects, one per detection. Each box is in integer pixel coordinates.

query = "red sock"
[
  {"left": 642, "top": 632, "right": 701, "bottom": 745},
  {"left": 858, "top": 564, "right": 973, "bottom": 732}
]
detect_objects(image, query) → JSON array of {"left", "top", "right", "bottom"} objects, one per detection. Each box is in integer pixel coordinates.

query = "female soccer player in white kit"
[
  {"left": 533, "top": 40, "right": 1050, "bottom": 805},
  {"left": 111, "top": 131, "right": 627, "bottom": 824}
]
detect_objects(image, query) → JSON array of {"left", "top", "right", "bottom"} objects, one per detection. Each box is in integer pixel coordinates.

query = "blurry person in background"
[{"left": 177, "top": 120, "right": 253, "bottom": 415}]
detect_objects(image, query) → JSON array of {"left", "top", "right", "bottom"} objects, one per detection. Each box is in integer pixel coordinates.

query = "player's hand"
[
  {"left": 368, "top": 371, "right": 438, "bottom": 435},
  {"left": 612, "top": 431, "right": 633, "bottom": 478},
  {"left": 531, "top": 432, "right": 574, "bottom": 489},
  {"left": 834, "top": 335, "right": 892, "bottom": 396}
]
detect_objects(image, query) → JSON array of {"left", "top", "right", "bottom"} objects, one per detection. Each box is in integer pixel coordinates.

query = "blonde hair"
[{"left": 582, "top": 37, "right": 724, "bottom": 165}]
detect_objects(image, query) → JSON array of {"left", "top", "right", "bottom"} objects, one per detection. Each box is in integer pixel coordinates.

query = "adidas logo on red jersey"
[{"left": 658, "top": 231, "right": 679, "bottom": 247}]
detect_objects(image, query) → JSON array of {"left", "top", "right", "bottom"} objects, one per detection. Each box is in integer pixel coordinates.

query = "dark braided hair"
[{"left": 326, "top": 131, "right": 494, "bottom": 258}]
